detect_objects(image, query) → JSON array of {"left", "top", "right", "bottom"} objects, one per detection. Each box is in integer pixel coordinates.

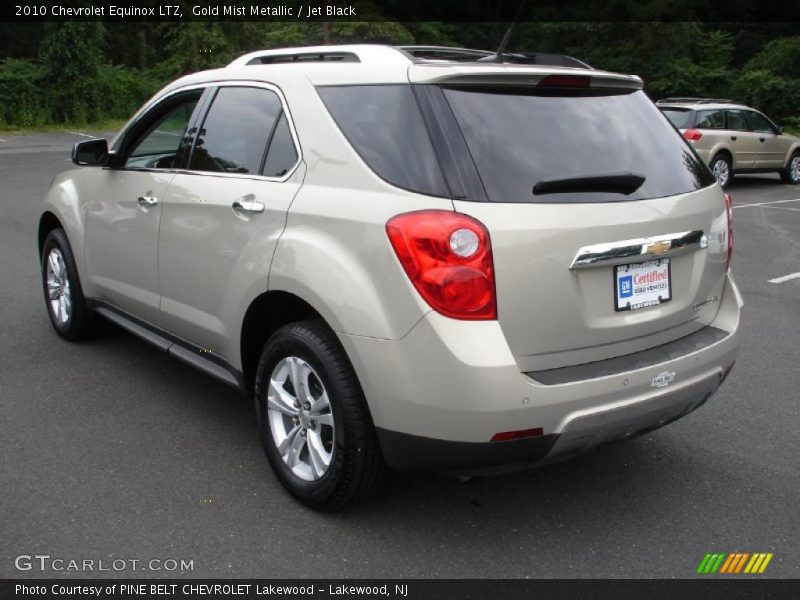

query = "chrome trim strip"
[{"left": 569, "top": 230, "right": 707, "bottom": 270}]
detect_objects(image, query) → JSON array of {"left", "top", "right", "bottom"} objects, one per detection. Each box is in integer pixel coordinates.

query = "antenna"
[{"left": 479, "top": 1, "right": 528, "bottom": 63}]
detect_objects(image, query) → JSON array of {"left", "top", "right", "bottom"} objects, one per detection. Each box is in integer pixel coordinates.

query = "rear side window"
[
  {"left": 726, "top": 110, "right": 749, "bottom": 131},
  {"left": 443, "top": 87, "right": 714, "bottom": 203},
  {"left": 695, "top": 109, "right": 725, "bottom": 129},
  {"left": 262, "top": 113, "right": 298, "bottom": 177},
  {"left": 317, "top": 85, "right": 448, "bottom": 197},
  {"left": 660, "top": 108, "right": 693, "bottom": 129},
  {"left": 190, "top": 86, "right": 282, "bottom": 175}
]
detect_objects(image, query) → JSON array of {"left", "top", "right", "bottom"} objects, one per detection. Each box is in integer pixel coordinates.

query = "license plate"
[{"left": 614, "top": 258, "right": 672, "bottom": 312}]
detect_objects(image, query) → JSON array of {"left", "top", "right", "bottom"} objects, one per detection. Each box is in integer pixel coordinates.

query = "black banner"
[
  {"left": 3, "top": 579, "right": 800, "bottom": 600},
  {"left": 2, "top": 0, "right": 799, "bottom": 22}
]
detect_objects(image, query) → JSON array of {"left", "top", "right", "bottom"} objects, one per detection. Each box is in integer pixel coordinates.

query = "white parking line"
[
  {"left": 768, "top": 272, "right": 800, "bottom": 284},
  {"left": 0, "top": 138, "right": 6, "bottom": 142},
  {"left": 733, "top": 198, "right": 800, "bottom": 209},
  {"left": 69, "top": 131, "right": 95, "bottom": 139}
]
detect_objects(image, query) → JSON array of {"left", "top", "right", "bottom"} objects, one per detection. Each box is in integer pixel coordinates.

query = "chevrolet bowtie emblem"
[{"left": 645, "top": 240, "right": 672, "bottom": 255}]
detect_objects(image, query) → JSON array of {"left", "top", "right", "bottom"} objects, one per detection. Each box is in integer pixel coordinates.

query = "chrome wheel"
[
  {"left": 712, "top": 157, "right": 730, "bottom": 187},
  {"left": 791, "top": 155, "right": 800, "bottom": 183},
  {"left": 45, "top": 248, "right": 72, "bottom": 325},
  {"left": 267, "top": 356, "right": 335, "bottom": 481}
]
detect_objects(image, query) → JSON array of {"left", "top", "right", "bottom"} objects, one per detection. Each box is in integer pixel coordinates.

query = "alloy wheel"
[
  {"left": 45, "top": 248, "right": 72, "bottom": 325},
  {"left": 712, "top": 158, "right": 730, "bottom": 187},
  {"left": 266, "top": 356, "right": 335, "bottom": 481}
]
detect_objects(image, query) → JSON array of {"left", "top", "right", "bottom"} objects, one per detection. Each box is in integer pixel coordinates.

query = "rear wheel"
[
  {"left": 41, "top": 228, "right": 97, "bottom": 340},
  {"left": 710, "top": 153, "right": 732, "bottom": 188},
  {"left": 254, "top": 320, "right": 386, "bottom": 510},
  {"left": 780, "top": 152, "right": 800, "bottom": 185}
]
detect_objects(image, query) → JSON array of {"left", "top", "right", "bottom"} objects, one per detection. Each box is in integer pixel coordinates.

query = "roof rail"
[
  {"left": 657, "top": 97, "right": 741, "bottom": 105},
  {"left": 398, "top": 46, "right": 494, "bottom": 62},
  {"left": 229, "top": 44, "right": 592, "bottom": 70},
  {"left": 228, "top": 45, "right": 411, "bottom": 67}
]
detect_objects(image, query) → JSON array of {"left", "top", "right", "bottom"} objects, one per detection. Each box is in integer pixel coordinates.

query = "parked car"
[
  {"left": 38, "top": 45, "right": 741, "bottom": 509},
  {"left": 658, "top": 98, "right": 800, "bottom": 188}
]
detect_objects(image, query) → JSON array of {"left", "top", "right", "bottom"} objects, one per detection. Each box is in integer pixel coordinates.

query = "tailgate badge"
[
  {"left": 651, "top": 371, "right": 677, "bottom": 388},
  {"left": 645, "top": 240, "right": 672, "bottom": 255}
]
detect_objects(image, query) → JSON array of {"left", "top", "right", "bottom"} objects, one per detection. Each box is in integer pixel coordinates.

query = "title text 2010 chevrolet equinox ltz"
[{"left": 38, "top": 45, "right": 741, "bottom": 509}]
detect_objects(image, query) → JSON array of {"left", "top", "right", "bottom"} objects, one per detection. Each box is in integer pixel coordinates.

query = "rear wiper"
[{"left": 533, "top": 171, "right": 646, "bottom": 196}]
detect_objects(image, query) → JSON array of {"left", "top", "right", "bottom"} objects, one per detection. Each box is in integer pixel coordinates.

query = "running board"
[{"left": 94, "top": 305, "right": 243, "bottom": 390}]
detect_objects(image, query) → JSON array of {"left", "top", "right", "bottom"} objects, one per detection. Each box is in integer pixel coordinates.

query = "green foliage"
[{"left": 1, "top": 21, "right": 799, "bottom": 130}]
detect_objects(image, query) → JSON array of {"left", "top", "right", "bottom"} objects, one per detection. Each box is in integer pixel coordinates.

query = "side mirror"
[
  {"left": 777, "top": 125, "right": 784, "bottom": 135},
  {"left": 72, "top": 139, "right": 109, "bottom": 166}
]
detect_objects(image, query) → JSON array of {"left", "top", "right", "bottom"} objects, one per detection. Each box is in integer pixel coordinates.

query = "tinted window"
[
  {"left": 727, "top": 110, "right": 749, "bottom": 131},
  {"left": 661, "top": 108, "right": 693, "bottom": 129},
  {"left": 695, "top": 109, "right": 725, "bottom": 129},
  {"left": 263, "top": 113, "right": 298, "bottom": 177},
  {"left": 125, "top": 97, "right": 199, "bottom": 168},
  {"left": 190, "top": 87, "right": 281, "bottom": 174},
  {"left": 746, "top": 111, "right": 775, "bottom": 134},
  {"left": 317, "top": 85, "right": 448, "bottom": 197},
  {"left": 443, "top": 87, "right": 714, "bottom": 203}
]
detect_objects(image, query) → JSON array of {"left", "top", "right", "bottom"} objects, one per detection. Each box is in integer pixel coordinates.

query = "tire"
[
  {"left": 780, "top": 151, "right": 800, "bottom": 185},
  {"left": 254, "top": 319, "right": 387, "bottom": 510},
  {"left": 40, "top": 228, "right": 97, "bottom": 341},
  {"left": 710, "top": 153, "right": 732, "bottom": 189}
]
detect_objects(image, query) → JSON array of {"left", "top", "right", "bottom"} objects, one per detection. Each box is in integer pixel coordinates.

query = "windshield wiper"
[{"left": 533, "top": 171, "right": 646, "bottom": 196}]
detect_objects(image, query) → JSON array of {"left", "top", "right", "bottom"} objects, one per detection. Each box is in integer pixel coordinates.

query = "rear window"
[
  {"left": 443, "top": 88, "right": 714, "bottom": 203},
  {"left": 317, "top": 85, "right": 448, "bottom": 197},
  {"left": 661, "top": 107, "right": 694, "bottom": 129}
]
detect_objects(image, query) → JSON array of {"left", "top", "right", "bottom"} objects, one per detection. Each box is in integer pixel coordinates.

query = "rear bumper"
[
  {"left": 377, "top": 367, "right": 725, "bottom": 474},
  {"left": 339, "top": 275, "right": 742, "bottom": 472}
]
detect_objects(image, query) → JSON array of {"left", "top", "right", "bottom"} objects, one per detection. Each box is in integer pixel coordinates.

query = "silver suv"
[
  {"left": 38, "top": 45, "right": 741, "bottom": 509},
  {"left": 658, "top": 98, "right": 800, "bottom": 188}
]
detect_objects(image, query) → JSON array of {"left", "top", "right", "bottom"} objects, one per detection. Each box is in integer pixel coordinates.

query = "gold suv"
[{"left": 658, "top": 98, "right": 800, "bottom": 188}]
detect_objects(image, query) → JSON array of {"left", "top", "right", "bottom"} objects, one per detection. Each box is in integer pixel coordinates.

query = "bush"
[{"left": 0, "top": 59, "right": 49, "bottom": 128}]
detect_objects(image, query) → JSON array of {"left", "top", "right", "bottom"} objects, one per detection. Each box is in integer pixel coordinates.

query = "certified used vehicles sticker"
[{"left": 651, "top": 370, "right": 676, "bottom": 388}]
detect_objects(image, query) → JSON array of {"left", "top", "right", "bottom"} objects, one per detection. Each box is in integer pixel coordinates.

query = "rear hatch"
[{"left": 412, "top": 66, "right": 728, "bottom": 372}]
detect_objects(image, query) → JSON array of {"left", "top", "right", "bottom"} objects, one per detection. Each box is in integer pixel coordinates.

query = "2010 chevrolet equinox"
[{"left": 38, "top": 45, "right": 741, "bottom": 509}]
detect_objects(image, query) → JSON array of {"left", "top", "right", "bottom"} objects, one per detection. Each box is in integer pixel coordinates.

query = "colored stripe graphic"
[{"left": 701, "top": 552, "right": 774, "bottom": 574}]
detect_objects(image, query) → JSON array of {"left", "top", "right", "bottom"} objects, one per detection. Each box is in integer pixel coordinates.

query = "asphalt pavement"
[{"left": 1, "top": 132, "right": 798, "bottom": 579}]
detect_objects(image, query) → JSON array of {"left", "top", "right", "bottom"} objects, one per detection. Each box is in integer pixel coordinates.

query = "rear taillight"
[
  {"left": 386, "top": 210, "right": 497, "bottom": 320},
  {"left": 683, "top": 128, "right": 703, "bottom": 142},
  {"left": 724, "top": 192, "right": 733, "bottom": 269}
]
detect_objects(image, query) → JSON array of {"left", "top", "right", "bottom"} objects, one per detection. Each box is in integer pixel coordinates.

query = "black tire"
[
  {"left": 780, "top": 151, "right": 800, "bottom": 185},
  {"left": 709, "top": 153, "right": 732, "bottom": 189},
  {"left": 40, "top": 228, "right": 97, "bottom": 341},
  {"left": 254, "top": 319, "right": 387, "bottom": 510}
]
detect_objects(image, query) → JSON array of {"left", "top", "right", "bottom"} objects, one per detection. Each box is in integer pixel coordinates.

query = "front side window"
[
  {"left": 189, "top": 87, "right": 283, "bottom": 175},
  {"left": 124, "top": 95, "right": 200, "bottom": 168},
  {"left": 443, "top": 87, "right": 714, "bottom": 203},
  {"left": 695, "top": 109, "right": 725, "bottom": 129},
  {"left": 726, "top": 110, "right": 749, "bottom": 131},
  {"left": 746, "top": 111, "right": 775, "bottom": 134},
  {"left": 317, "top": 85, "right": 448, "bottom": 197}
]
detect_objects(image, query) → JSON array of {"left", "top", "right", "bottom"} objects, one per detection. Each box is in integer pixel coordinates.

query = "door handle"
[
  {"left": 730, "top": 136, "right": 737, "bottom": 141},
  {"left": 759, "top": 137, "right": 766, "bottom": 142},
  {"left": 232, "top": 197, "right": 265, "bottom": 214},
  {"left": 137, "top": 195, "right": 158, "bottom": 206}
]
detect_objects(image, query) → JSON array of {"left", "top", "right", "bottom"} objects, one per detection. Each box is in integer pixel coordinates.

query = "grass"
[{"left": 0, "top": 118, "right": 127, "bottom": 136}]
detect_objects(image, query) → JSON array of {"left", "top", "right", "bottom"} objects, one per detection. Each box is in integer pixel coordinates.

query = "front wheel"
[
  {"left": 710, "top": 153, "right": 732, "bottom": 188},
  {"left": 40, "top": 228, "right": 97, "bottom": 340},
  {"left": 780, "top": 152, "right": 800, "bottom": 185},
  {"left": 254, "top": 320, "right": 387, "bottom": 510}
]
